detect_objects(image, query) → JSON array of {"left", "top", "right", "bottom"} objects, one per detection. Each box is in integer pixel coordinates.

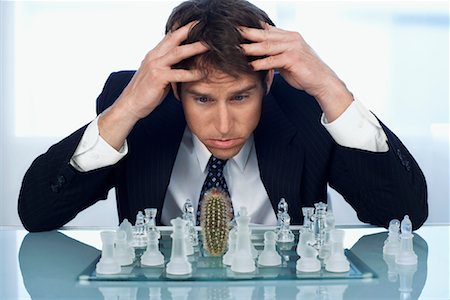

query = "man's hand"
[
  {"left": 99, "top": 21, "right": 208, "bottom": 150},
  {"left": 239, "top": 24, "right": 353, "bottom": 122}
]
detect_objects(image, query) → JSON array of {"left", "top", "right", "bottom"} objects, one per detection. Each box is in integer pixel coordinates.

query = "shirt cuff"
[
  {"left": 321, "top": 100, "right": 389, "bottom": 152},
  {"left": 70, "top": 116, "right": 128, "bottom": 172}
]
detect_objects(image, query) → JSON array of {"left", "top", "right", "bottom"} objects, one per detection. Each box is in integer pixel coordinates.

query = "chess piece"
[
  {"left": 141, "top": 230, "right": 165, "bottom": 266},
  {"left": 144, "top": 208, "right": 160, "bottom": 238},
  {"left": 182, "top": 199, "right": 198, "bottom": 247},
  {"left": 383, "top": 253, "right": 398, "bottom": 282},
  {"left": 301, "top": 207, "right": 315, "bottom": 232},
  {"left": 312, "top": 202, "right": 327, "bottom": 249},
  {"left": 258, "top": 231, "right": 282, "bottom": 266},
  {"left": 231, "top": 207, "right": 256, "bottom": 273},
  {"left": 114, "top": 230, "right": 134, "bottom": 266},
  {"left": 119, "top": 219, "right": 134, "bottom": 245},
  {"left": 296, "top": 231, "right": 321, "bottom": 272},
  {"left": 96, "top": 231, "right": 121, "bottom": 274},
  {"left": 166, "top": 218, "right": 192, "bottom": 275},
  {"left": 397, "top": 263, "right": 418, "bottom": 300},
  {"left": 277, "top": 209, "right": 294, "bottom": 243},
  {"left": 200, "top": 188, "right": 232, "bottom": 256},
  {"left": 223, "top": 228, "right": 237, "bottom": 266},
  {"left": 275, "top": 198, "right": 288, "bottom": 233},
  {"left": 319, "top": 210, "right": 335, "bottom": 260},
  {"left": 383, "top": 219, "right": 401, "bottom": 256},
  {"left": 395, "top": 215, "right": 418, "bottom": 265},
  {"left": 132, "top": 211, "right": 147, "bottom": 248},
  {"left": 325, "top": 229, "right": 350, "bottom": 273},
  {"left": 184, "top": 221, "right": 195, "bottom": 256}
]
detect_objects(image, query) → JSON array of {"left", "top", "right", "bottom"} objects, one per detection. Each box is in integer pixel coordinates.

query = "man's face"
[{"left": 177, "top": 71, "right": 268, "bottom": 159}]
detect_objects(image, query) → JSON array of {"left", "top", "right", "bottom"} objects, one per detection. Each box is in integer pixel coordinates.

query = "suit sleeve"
[
  {"left": 329, "top": 120, "right": 428, "bottom": 230},
  {"left": 18, "top": 73, "right": 122, "bottom": 232}
]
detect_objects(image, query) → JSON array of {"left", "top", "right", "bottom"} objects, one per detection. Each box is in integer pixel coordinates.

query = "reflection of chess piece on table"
[{"left": 397, "top": 263, "right": 418, "bottom": 300}]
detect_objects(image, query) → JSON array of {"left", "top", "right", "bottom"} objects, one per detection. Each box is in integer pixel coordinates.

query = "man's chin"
[{"left": 208, "top": 146, "right": 242, "bottom": 160}]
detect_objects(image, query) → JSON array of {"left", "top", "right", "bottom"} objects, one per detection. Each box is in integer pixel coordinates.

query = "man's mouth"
[{"left": 207, "top": 138, "right": 241, "bottom": 149}]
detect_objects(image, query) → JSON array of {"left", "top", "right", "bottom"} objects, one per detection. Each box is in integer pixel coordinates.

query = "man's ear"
[
  {"left": 171, "top": 82, "right": 181, "bottom": 101},
  {"left": 265, "top": 69, "right": 275, "bottom": 95}
]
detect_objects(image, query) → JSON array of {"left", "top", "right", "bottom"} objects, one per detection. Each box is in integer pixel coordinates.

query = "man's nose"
[{"left": 216, "top": 103, "right": 232, "bottom": 135}]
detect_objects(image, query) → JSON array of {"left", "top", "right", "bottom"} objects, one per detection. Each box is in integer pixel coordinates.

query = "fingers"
[
  {"left": 165, "top": 69, "right": 205, "bottom": 83},
  {"left": 249, "top": 54, "right": 286, "bottom": 71},
  {"left": 158, "top": 41, "right": 208, "bottom": 66},
  {"left": 160, "top": 20, "right": 200, "bottom": 50}
]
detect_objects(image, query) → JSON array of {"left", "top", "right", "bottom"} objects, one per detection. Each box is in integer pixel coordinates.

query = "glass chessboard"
[{"left": 78, "top": 229, "right": 376, "bottom": 282}]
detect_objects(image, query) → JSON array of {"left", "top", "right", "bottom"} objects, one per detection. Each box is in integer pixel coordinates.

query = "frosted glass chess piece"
[
  {"left": 319, "top": 210, "right": 335, "bottom": 260},
  {"left": 325, "top": 229, "right": 350, "bottom": 272},
  {"left": 276, "top": 211, "right": 295, "bottom": 243},
  {"left": 296, "top": 231, "right": 321, "bottom": 272},
  {"left": 383, "top": 219, "right": 401, "bottom": 256},
  {"left": 301, "top": 207, "right": 315, "bottom": 232},
  {"left": 383, "top": 253, "right": 398, "bottom": 282},
  {"left": 96, "top": 231, "right": 121, "bottom": 274},
  {"left": 182, "top": 199, "right": 198, "bottom": 247},
  {"left": 144, "top": 208, "right": 160, "bottom": 238},
  {"left": 223, "top": 228, "right": 237, "bottom": 266},
  {"left": 312, "top": 202, "right": 327, "bottom": 249},
  {"left": 275, "top": 198, "right": 288, "bottom": 233},
  {"left": 132, "top": 211, "right": 148, "bottom": 248},
  {"left": 114, "top": 230, "right": 134, "bottom": 266},
  {"left": 166, "top": 218, "right": 192, "bottom": 275},
  {"left": 119, "top": 219, "right": 134, "bottom": 245},
  {"left": 141, "top": 230, "right": 165, "bottom": 266},
  {"left": 395, "top": 215, "right": 418, "bottom": 265},
  {"left": 231, "top": 207, "right": 256, "bottom": 273},
  {"left": 258, "top": 231, "right": 282, "bottom": 266}
]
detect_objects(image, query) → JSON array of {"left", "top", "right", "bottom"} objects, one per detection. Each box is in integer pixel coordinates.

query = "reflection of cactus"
[{"left": 200, "top": 188, "right": 232, "bottom": 256}]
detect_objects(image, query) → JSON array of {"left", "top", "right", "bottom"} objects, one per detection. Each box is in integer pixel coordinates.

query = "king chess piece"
[
  {"left": 231, "top": 207, "right": 256, "bottom": 273},
  {"left": 166, "top": 218, "right": 192, "bottom": 275}
]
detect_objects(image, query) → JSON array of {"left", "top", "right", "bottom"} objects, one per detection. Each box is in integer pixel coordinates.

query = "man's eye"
[
  {"left": 195, "top": 96, "right": 210, "bottom": 103},
  {"left": 232, "top": 95, "right": 248, "bottom": 101}
]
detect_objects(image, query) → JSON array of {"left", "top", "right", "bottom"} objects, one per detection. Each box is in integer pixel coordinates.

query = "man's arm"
[{"left": 241, "top": 24, "right": 428, "bottom": 229}]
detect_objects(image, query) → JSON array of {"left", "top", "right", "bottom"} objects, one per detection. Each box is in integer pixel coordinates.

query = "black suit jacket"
[{"left": 18, "top": 72, "right": 428, "bottom": 231}]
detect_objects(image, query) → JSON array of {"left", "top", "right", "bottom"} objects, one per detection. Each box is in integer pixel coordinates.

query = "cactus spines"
[{"left": 200, "top": 187, "right": 232, "bottom": 256}]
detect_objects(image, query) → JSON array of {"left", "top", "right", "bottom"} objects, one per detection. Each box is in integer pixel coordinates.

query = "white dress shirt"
[{"left": 70, "top": 100, "right": 388, "bottom": 224}]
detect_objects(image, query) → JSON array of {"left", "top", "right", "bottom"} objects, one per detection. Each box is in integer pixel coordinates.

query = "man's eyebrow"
[{"left": 185, "top": 84, "right": 258, "bottom": 96}]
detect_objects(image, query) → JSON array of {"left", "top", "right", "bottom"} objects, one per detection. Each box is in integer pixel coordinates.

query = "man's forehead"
[{"left": 185, "top": 70, "right": 261, "bottom": 89}]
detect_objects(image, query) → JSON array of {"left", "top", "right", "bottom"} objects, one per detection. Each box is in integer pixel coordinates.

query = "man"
[{"left": 18, "top": 0, "right": 428, "bottom": 232}]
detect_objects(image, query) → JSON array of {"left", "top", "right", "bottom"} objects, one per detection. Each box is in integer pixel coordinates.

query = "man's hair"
[{"left": 165, "top": 0, "right": 275, "bottom": 94}]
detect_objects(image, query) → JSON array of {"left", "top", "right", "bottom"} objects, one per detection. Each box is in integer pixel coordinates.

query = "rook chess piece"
[
  {"left": 96, "top": 231, "right": 121, "bottom": 274},
  {"left": 325, "top": 229, "right": 350, "bottom": 273}
]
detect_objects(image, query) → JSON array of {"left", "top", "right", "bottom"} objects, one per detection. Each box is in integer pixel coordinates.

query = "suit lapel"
[{"left": 254, "top": 93, "right": 305, "bottom": 223}]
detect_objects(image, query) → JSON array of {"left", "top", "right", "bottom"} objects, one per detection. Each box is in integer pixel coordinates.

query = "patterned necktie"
[{"left": 197, "top": 156, "right": 234, "bottom": 225}]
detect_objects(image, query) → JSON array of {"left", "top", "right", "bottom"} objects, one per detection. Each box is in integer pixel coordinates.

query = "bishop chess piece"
[
  {"left": 383, "top": 219, "right": 401, "bottom": 256},
  {"left": 325, "top": 229, "right": 350, "bottom": 273},
  {"left": 258, "top": 231, "right": 282, "bottom": 266},
  {"left": 166, "top": 218, "right": 192, "bottom": 275},
  {"left": 141, "top": 230, "right": 165, "bottom": 266},
  {"left": 96, "top": 231, "right": 121, "bottom": 274},
  {"left": 275, "top": 198, "right": 288, "bottom": 233},
  {"left": 276, "top": 198, "right": 294, "bottom": 243},
  {"left": 395, "top": 215, "right": 418, "bottom": 265},
  {"left": 296, "top": 231, "right": 321, "bottom": 272},
  {"left": 231, "top": 207, "right": 256, "bottom": 273}
]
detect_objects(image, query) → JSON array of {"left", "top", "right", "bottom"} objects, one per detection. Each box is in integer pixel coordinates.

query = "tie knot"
[{"left": 208, "top": 156, "right": 227, "bottom": 172}]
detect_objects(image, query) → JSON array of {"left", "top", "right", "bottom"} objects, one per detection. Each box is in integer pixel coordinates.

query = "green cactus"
[{"left": 200, "top": 187, "right": 232, "bottom": 256}]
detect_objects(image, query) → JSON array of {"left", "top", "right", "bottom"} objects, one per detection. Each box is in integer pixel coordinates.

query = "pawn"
[
  {"left": 114, "top": 230, "right": 134, "bottom": 266},
  {"left": 231, "top": 207, "right": 256, "bottom": 273},
  {"left": 166, "top": 218, "right": 192, "bottom": 275},
  {"left": 223, "top": 228, "right": 237, "bottom": 266},
  {"left": 141, "top": 230, "right": 165, "bottom": 266},
  {"left": 383, "top": 219, "right": 401, "bottom": 256},
  {"left": 395, "top": 215, "right": 418, "bottom": 265},
  {"left": 325, "top": 229, "right": 350, "bottom": 273},
  {"left": 96, "top": 231, "right": 121, "bottom": 274},
  {"left": 258, "top": 231, "right": 282, "bottom": 267},
  {"left": 296, "top": 231, "right": 321, "bottom": 272}
]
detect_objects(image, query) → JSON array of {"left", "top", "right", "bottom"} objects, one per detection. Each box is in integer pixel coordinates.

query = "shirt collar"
[{"left": 189, "top": 128, "right": 253, "bottom": 173}]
